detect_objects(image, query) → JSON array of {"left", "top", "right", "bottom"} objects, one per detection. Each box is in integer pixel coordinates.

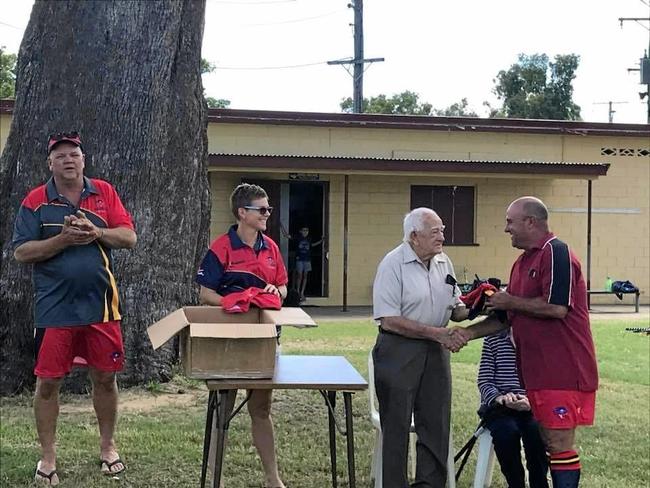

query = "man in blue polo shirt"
[
  {"left": 196, "top": 183, "right": 288, "bottom": 488},
  {"left": 13, "top": 132, "right": 137, "bottom": 485}
]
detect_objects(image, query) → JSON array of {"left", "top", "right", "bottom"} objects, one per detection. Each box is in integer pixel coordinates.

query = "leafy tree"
[
  {"left": 0, "top": 0, "right": 210, "bottom": 394},
  {"left": 201, "top": 58, "right": 230, "bottom": 109},
  {"left": 432, "top": 98, "right": 478, "bottom": 117},
  {"left": 206, "top": 97, "right": 231, "bottom": 108},
  {"left": 200, "top": 58, "right": 215, "bottom": 75},
  {"left": 491, "top": 53, "right": 581, "bottom": 120},
  {"left": 0, "top": 46, "right": 17, "bottom": 99},
  {"left": 340, "top": 90, "right": 433, "bottom": 115}
]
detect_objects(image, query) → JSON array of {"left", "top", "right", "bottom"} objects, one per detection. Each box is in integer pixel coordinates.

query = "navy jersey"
[{"left": 12, "top": 177, "right": 134, "bottom": 327}]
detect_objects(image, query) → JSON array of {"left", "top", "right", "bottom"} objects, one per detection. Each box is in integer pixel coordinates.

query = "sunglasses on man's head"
[
  {"left": 244, "top": 205, "right": 274, "bottom": 215},
  {"left": 48, "top": 131, "right": 80, "bottom": 143}
]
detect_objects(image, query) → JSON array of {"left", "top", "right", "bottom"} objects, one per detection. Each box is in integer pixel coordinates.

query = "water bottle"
[{"left": 605, "top": 276, "right": 613, "bottom": 292}]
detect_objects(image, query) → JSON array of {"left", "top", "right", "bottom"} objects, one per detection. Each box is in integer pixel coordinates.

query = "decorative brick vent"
[{"left": 601, "top": 147, "right": 650, "bottom": 157}]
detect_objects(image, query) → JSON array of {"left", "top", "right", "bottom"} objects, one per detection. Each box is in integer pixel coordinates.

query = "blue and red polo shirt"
[
  {"left": 12, "top": 177, "right": 134, "bottom": 328},
  {"left": 507, "top": 233, "right": 598, "bottom": 392},
  {"left": 196, "top": 225, "right": 288, "bottom": 296}
]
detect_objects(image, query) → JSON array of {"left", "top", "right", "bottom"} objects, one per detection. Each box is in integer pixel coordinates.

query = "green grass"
[{"left": 1, "top": 319, "right": 648, "bottom": 487}]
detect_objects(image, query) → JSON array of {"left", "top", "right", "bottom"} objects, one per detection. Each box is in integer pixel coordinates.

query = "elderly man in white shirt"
[{"left": 372, "top": 207, "right": 469, "bottom": 487}]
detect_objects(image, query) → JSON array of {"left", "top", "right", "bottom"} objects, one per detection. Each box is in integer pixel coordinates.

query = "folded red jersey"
[
  {"left": 460, "top": 283, "right": 499, "bottom": 320},
  {"left": 221, "top": 287, "right": 282, "bottom": 313}
]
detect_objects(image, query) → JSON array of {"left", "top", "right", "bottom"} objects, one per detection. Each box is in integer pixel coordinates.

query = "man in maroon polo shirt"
[
  {"left": 13, "top": 131, "right": 137, "bottom": 485},
  {"left": 454, "top": 196, "right": 597, "bottom": 488}
]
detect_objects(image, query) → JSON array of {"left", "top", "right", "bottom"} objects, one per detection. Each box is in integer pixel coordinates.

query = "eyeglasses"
[{"left": 244, "top": 205, "right": 274, "bottom": 215}]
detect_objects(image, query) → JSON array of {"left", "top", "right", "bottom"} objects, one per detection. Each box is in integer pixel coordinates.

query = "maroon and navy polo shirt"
[
  {"left": 12, "top": 177, "right": 134, "bottom": 328},
  {"left": 196, "top": 225, "right": 288, "bottom": 296},
  {"left": 507, "top": 233, "right": 598, "bottom": 392}
]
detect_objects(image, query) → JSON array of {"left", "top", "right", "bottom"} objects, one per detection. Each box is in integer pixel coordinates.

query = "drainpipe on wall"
[
  {"left": 342, "top": 175, "right": 349, "bottom": 312},
  {"left": 587, "top": 179, "right": 592, "bottom": 309}
]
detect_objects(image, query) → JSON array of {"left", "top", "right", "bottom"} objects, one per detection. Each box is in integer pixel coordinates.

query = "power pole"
[
  {"left": 619, "top": 3, "right": 650, "bottom": 123},
  {"left": 328, "top": 0, "right": 384, "bottom": 113},
  {"left": 593, "top": 101, "right": 629, "bottom": 123},
  {"left": 352, "top": 0, "right": 364, "bottom": 113}
]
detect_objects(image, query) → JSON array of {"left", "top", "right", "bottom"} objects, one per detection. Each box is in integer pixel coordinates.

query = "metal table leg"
[
  {"left": 343, "top": 392, "right": 356, "bottom": 488},
  {"left": 210, "top": 389, "right": 238, "bottom": 488},
  {"left": 200, "top": 391, "right": 218, "bottom": 488},
  {"left": 326, "top": 390, "right": 338, "bottom": 488}
]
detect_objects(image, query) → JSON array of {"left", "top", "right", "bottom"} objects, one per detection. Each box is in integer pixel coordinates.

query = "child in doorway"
[{"left": 281, "top": 225, "right": 323, "bottom": 302}]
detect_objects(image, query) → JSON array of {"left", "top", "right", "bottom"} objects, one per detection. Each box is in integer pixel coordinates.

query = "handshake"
[{"left": 439, "top": 326, "right": 472, "bottom": 353}]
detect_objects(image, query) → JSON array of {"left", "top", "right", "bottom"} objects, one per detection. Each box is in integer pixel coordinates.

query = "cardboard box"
[{"left": 147, "top": 306, "right": 316, "bottom": 379}]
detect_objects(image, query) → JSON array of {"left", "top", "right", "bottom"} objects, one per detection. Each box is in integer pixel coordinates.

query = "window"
[{"left": 410, "top": 185, "right": 475, "bottom": 245}]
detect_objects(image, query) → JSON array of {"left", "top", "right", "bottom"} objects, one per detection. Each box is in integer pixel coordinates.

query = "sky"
[{"left": 1, "top": 0, "right": 649, "bottom": 124}]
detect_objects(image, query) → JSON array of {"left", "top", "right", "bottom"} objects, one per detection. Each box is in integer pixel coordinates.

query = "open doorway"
[
  {"left": 287, "top": 181, "right": 328, "bottom": 298},
  {"left": 241, "top": 178, "right": 329, "bottom": 298}
]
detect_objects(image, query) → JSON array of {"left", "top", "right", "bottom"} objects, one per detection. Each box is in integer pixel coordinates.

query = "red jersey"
[{"left": 507, "top": 233, "right": 598, "bottom": 391}]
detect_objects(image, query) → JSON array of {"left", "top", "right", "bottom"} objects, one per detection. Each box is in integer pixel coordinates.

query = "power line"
[
  {"left": 0, "top": 20, "right": 23, "bottom": 30},
  {"left": 241, "top": 9, "right": 344, "bottom": 27},
  {"left": 215, "top": 60, "right": 329, "bottom": 70},
  {"left": 211, "top": 0, "right": 297, "bottom": 5}
]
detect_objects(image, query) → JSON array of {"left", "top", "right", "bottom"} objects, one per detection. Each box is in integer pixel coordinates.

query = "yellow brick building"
[{"left": 2, "top": 101, "right": 648, "bottom": 306}]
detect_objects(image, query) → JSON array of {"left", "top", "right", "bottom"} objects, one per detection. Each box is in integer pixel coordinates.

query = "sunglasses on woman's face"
[{"left": 244, "top": 205, "right": 274, "bottom": 215}]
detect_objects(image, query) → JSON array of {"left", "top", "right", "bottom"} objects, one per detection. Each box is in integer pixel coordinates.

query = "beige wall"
[
  {"left": 0, "top": 113, "right": 11, "bottom": 152},
  {"left": 208, "top": 123, "right": 649, "bottom": 306},
  {"left": 210, "top": 172, "right": 611, "bottom": 306}
]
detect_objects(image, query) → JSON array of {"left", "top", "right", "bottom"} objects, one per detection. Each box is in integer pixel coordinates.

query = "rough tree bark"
[{"left": 0, "top": 0, "right": 210, "bottom": 394}]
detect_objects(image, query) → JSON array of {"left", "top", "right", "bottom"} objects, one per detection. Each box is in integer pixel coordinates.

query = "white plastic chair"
[
  {"left": 368, "top": 351, "right": 456, "bottom": 488},
  {"left": 472, "top": 426, "right": 496, "bottom": 488}
]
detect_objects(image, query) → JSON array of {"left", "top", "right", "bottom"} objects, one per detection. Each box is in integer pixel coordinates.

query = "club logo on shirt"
[
  {"left": 553, "top": 406, "right": 568, "bottom": 419},
  {"left": 111, "top": 351, "right": 122, "bottom": 363},
  {"left": 528, "top": 268, "right": 537, "bottom": 279},
  {"left": 266, "top": 256, "right": 276, "bottom": 267}
]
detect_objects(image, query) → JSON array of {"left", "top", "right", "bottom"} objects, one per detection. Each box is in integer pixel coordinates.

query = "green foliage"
[
  {"left": 200, "top": 57, "right": 231, "bottom": 109},
  {"left": 1, "top": 319, "right": 647, "bottom": 487},
  {"left": 0, "top": 46, "right": 17, "bottom": 99},
  {"left": 200, "top": 58, "right": 215, "bottom": 75},
  {"left": 432, "top": 97, "right": 478, "bottom": 117},
  {"left": 205, "top": 97, "right": 231, "bottom": 109},
  {"left": 491, "top": 53, "right": 581, "bottom": 120},
  {"left": 340, "top": 90, "right": 433, "bottom": 115}
]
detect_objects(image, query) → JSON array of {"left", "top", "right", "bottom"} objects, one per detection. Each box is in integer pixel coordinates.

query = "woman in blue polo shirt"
[{"left": 196, "top": 183, "right": 288, "bottom": 488}]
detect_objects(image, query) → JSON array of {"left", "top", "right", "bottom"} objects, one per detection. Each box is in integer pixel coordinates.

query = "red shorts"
[
  {"left": 34, "top": 321, "right": 125, "bottom": 378},
  {"left": 528, "top": 389, "right": 596, "bottom": 429}
]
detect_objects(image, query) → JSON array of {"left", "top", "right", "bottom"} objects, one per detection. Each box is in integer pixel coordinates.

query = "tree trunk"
[{"left": 0, "top": 0, "right": 210, "bottom": 395}]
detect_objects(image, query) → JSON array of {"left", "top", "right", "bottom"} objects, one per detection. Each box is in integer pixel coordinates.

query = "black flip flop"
[
  {"left": 100, "top": 458, "right": 126, "bottom": 475},
  {"left": 35, "top": 462, "right": 59, "bottom": 486}
]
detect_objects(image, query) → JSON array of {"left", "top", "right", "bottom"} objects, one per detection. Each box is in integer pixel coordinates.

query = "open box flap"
[
  {"left": 147, "top": 308, "right": 190, "bottom": 350},
  {"left": 261, "top": 307, "right": 317, "bottom": 328},
  {"left": 189, "top": 322, "right": 278, "bottom": 339}
]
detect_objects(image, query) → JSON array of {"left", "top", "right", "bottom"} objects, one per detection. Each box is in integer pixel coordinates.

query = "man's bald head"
[
  {"left": 505, "top": 196, "right": 550, "bottom": 250},
  {"left": 509, "top": 196, "right": 548, "bottom": 222}
]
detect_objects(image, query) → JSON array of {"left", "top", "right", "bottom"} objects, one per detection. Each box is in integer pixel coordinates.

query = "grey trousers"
[{"left": 373, "top": 331, "right": 451, "bottom": 488}]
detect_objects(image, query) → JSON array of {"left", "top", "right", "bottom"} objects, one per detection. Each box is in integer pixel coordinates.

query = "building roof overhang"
[
  {"left": 208, "top": 153, "right": 610, "bottom": 179},
  {"left": 2, "top": 99, "right": 649, "bottom": 137},
  {"left": 207, "top": 108, "right": 650, "bottom": 138}
]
